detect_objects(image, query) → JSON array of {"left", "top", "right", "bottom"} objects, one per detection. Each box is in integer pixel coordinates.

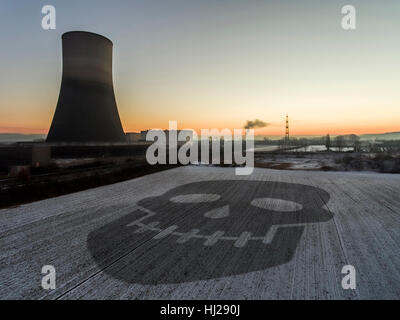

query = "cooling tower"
[{"left": 47, "top": 31, "right": 126, "bottom": 143}]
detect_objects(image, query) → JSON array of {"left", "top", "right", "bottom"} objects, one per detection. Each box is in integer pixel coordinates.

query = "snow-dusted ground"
[
  {"left": 255, "top": 153, "right": 334, "bottom": 170},
  {"left": 1, "top": 166, "right": 400, "bottom": 299},
  {"left": 288, "top": 145, "right": 354, "bottom": 152},
  {"left": 250, "top": 145, "right": 280, "bottom": 152},
  {"left": 254, "top": 152, "right": 381, "bottom": 171}
]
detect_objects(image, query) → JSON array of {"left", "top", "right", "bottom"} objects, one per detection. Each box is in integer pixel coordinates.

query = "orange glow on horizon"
[
  {"left": 122, "top": 122, "right": 400, "bottom": 137},
  {"left": 0, "top": 126, "right": 48, "bottom": 135},
  {"left": 1, "top": 120, "right": 399, "bottom": 137}
]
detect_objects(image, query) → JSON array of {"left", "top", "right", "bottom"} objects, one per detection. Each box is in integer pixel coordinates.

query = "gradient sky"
[{"left": 0, "top": 0, "right": 400, "bottom": 136}]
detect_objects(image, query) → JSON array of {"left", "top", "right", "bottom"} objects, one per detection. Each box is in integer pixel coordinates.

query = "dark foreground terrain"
[{"left": 0, "top": 158, "right": 176, "bottom": 209}]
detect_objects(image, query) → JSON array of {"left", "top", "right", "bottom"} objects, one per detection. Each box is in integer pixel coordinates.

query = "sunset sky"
[{"left": 0, "top": 0, "right": 399, "bottom": 136}]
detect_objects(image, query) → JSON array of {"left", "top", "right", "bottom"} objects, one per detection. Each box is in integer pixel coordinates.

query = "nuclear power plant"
[{"left": 47, "top": 31, "right": 126, "bottom": 143}]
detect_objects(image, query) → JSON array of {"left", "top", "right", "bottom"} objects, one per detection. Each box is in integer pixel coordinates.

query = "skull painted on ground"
[{"left": 87, "top": 180, "right": 332, "bottom": 284}]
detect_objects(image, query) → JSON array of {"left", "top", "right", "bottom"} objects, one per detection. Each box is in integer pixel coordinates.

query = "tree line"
[{"left": 260, "top": 134, "right": 400, "bottom": 153}]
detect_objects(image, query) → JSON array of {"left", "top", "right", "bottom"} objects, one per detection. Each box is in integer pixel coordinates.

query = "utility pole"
[{"left": 284, "top": 114, "right": 290, "bottom": 149}]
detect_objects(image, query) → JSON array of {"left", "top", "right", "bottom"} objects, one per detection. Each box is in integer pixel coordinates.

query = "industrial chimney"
[{"left": 47, "top": 31, "right": 126, "bottom": 143}]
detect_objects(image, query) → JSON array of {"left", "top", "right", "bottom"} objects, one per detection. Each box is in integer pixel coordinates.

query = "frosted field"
[{"left": 1, "top": 166, "right": 400, "bottom": 299}]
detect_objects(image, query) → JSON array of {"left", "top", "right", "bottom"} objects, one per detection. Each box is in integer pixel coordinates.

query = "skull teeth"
[
  {"left": 176, "top": 229, "right": 201, "bottom": 243},
  {"left": 204, "top": 231, "right": 225, "bottom": 246},
  {"left": 234, "top": 232, "right": 252, "bottom": 248},
  {"left": 128, "top": 211, "right": 305, "bottom": 247},
  {"left": 153, "top": 225, "right": 178, "bottom": 239},
  {"left": 262, "top": 226, "right": 279, "bottom": 244},
  {"left": 134, "top": 221, "right": 160, "bottom": 233}
]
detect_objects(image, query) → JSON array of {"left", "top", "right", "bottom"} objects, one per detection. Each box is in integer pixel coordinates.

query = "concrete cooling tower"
[{"left": 47, "top": 31, "right": 126, "bottom": 143}]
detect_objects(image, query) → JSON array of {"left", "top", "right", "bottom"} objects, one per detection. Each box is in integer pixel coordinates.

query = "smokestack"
[{"left": 47, "top": 31, "right": 126, "bottom": 143}]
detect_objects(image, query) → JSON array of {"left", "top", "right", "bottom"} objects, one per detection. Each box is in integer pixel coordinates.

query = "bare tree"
[
  {"left": 325, "top": 134, "right": 331, "bottom": 151},
  {"left": 347, "top": 134, "right": 360, "bottom": 152},
  {"left": 335, "top": 135, "right": 344, "bottom": 152}
]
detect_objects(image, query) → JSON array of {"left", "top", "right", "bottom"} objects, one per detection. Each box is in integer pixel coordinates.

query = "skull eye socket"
[
  {"left": 251, "top": 198, "right": 303, "bottom": 212},
  {"left": 170, "top": 194, "right": 221, "bottom": 203}
]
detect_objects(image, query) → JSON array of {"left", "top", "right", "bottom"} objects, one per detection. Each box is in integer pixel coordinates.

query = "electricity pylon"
[{"left": 284, "top": 114, "right": 290, "bottom": 149}]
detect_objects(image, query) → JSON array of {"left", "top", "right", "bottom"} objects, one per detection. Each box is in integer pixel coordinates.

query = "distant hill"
[
  {"left": 360, "top": 132, "right": 400, "bottom": 141},
  {"left": 0, "top": 133, "right": 46, "bottom": 143}
]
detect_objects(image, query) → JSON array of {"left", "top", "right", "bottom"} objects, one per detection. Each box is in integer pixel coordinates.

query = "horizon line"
[{"left": 1, "top": 131, "right": 399, "bottom": 137}]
